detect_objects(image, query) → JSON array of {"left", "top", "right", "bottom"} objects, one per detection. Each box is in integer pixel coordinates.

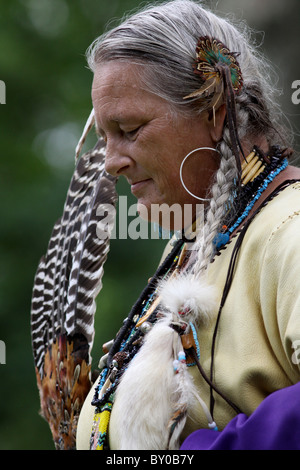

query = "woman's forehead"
[
  {"left": 92, "top": 62, "right": 171, "bottom": 123},
  {"left": 92, "top": 62, "right": 144, "bottom": 92}
]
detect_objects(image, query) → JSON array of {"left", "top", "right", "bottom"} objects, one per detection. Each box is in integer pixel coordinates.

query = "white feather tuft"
[{"left": 158, "top": 273, "right": 217, "bottom": 326}]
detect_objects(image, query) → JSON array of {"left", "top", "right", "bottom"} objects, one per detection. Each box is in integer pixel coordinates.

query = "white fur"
[
  {"left": 108, "top": 314, "right": 195, "bottom": 450},
  {"left": 108, "top": 274, "right": 217, "bottom": 450},
  {"left": 158, "top": 273, "right": 217, "bottom": 326}
]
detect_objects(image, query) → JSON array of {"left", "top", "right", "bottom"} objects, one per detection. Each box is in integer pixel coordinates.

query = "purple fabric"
[{"left": 180, "top": 382, "right": 300, "bottom": 450}]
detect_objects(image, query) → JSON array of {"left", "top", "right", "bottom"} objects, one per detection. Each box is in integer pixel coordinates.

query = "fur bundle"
[
  {"left": 108, "top": 314, "right": 195, "bottom": 450},
  {"left": 108, "top": 275, "right": 217, "bottom": 450}
]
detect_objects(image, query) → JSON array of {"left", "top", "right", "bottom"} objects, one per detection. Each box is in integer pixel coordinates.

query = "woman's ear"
[{"left": 205, "top": 104, "right": 227, "bottom": 144}]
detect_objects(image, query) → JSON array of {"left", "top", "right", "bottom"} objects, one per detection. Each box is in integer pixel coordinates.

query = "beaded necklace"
[{"left": 214, "top": 146, "right": 289, "bottom": 250}]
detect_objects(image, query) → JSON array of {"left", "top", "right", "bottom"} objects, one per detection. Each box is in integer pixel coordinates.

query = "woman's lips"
[{"left": 131, "top": 179, "right": 151, "bottom": 195}]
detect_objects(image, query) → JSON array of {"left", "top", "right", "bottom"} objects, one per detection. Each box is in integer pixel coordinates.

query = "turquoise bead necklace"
[{"left": 214, "top": 157, "right": 288, "bottom": 250}]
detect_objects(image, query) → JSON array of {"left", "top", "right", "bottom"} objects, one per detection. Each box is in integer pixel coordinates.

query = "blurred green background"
[{"left": 0, "top": 0, "right": 299, "bottom": 450}]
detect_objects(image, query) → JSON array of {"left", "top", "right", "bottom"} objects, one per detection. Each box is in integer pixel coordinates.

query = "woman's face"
[{"left": 92, "top": 62, "right": 221, "bottom": 227}]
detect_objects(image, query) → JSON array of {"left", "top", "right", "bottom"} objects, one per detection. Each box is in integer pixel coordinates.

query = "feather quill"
[{"left": 30, "top": 137, "right": 117, "bottom": 449}]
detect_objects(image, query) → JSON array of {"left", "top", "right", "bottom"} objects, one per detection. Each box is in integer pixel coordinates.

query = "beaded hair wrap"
[{"left": 184, "top": 36, "right": 244, "bottom": 174}]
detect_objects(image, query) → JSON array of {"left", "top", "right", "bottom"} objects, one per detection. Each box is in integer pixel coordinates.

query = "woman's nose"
[{"left": 104, "top": 138, "right": 132, "bottom": 176}]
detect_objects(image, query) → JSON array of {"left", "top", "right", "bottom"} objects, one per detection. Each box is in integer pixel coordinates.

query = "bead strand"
[{"left": 214, "top": 158, "right": 288, "bottom": 250}]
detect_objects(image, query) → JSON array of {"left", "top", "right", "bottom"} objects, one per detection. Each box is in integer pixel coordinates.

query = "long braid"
[
  {"left": 193, "top": 102, "right": 249, "bottom": 276},
  {"left": 192, "top": 132, "right": 238, "bottom": 276}
]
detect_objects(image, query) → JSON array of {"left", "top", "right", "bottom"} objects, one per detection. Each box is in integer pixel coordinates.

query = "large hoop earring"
[{"left": 179, "top": 147, "right": 220, "bottom": 202}]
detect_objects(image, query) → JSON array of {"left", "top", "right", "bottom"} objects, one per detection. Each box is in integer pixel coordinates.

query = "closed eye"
[
  {"left": 123, "top": 125, "right": 142, "bottom": 140},
  {"left": 95, "top": 121, "right": 144, "bottom": 143}
]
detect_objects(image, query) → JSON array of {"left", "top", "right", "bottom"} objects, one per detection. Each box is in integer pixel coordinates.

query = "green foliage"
[{"left": 0, "top": 0, "right": 299, "bottom": 450}]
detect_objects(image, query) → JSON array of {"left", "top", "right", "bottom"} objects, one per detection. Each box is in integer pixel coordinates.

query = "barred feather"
[{"left": 30, "top": 137, "right": 117, "bottom": 449}]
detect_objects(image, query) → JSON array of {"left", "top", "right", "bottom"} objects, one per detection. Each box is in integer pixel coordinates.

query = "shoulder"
[
  {"left": 249, "top": 180, "right": 300, "bottom": 245},
  {"left": 251, "top": 181, "right": 300, "bottom": 284},
  {"left": 224, "top": 180, "right": 300, "bottom": 276}
]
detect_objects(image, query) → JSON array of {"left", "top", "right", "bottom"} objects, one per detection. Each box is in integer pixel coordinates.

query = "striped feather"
[{"left": 30, "top": 137, "right": 117, "bottom": 449}]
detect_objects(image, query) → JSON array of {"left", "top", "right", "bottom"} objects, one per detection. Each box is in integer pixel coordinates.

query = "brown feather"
[{"left": 36, "top": 335, "right": 92, "bottom": 449}]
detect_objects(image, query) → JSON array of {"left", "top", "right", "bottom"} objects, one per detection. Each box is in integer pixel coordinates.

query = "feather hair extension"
[{"left": 30, "top": 136, "right": 117, "bottom": 449}]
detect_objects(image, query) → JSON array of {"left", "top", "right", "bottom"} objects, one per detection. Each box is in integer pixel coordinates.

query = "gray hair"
[
  {"left": 87, "top": 0, "right": 288, "bottom": 142},
  {"left": 86, "top": 0, "right": 292, "bottom": 274}
]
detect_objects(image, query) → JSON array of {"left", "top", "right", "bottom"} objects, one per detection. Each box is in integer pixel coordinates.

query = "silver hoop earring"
[{"left": 179, "top": 147, "right": 220, "bottom": 202}]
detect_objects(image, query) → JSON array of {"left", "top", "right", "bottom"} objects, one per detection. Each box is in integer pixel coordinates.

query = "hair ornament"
[
  {"left": 184, "top": 36, "right": 245, "bottom": 173},
  {"left": 184, "top": 36, "right": 243, "bottom": 107}
]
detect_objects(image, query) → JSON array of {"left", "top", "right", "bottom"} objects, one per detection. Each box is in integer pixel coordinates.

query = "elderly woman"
[{"left": 36, "top": 0, "right": 300, "bottom": 450}]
